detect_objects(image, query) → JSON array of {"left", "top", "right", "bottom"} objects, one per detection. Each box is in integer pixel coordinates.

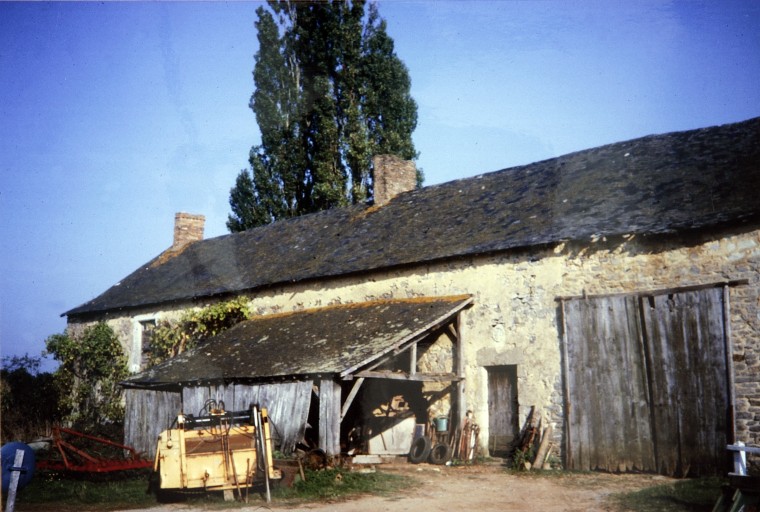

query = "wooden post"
[
  {"left": 5, "top": 449, "right": 25, "bottom": 512},
  {"left": 454, "top": 313, "right": 466, "bottom": 430},
  {"left": 559, "top": 299, "right": 573, "bottom": 470},
  {"left": 533, "top": 424, "right": 554, "bottom": 470},
  {"left": 319, "top": 379, "right": 341, "bottom": 456},
  {"left": 723, "top": 284, "right": 737, "bottom": 443}
]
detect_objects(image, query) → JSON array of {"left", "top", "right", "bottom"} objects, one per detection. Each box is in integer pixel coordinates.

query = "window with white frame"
[{"left": 130, "top": 315, "right": 157, "bottom": 372}]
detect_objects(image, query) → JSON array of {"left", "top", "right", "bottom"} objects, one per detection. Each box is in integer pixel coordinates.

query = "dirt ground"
[{"left": 118, "top": 462, "right": 675, "bottom": 512}]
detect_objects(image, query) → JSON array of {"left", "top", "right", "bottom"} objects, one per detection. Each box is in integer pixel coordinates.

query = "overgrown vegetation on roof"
[{"left": 149, "top": 297, "right": 252, "bottom": 365}]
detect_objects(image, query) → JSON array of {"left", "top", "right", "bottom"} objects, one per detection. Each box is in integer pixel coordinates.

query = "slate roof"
[
  {"left": 67, "top": 117, "right": 760, "bottom": 317},
  {"left": 121, "top": 296, "right": 472, "bottom": 390}
]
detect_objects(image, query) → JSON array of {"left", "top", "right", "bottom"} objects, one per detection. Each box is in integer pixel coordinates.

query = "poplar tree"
[{"left": 227, "top": 1, "right": 419, "bottom": 232}]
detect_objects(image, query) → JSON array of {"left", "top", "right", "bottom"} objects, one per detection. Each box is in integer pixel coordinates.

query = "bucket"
[{"left": 434, "top": 416, "right": 449, "bottom": 432}]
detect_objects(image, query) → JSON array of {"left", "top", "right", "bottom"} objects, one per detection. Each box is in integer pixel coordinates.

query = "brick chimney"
[
  {"left": 172, "top": 212, "right": 205, "bottom": 249},
  {"left": 373, "top": 155, "right": 417, "bottom": 206}
]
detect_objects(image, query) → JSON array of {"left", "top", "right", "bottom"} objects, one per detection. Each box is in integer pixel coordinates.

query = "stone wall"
[{"left": 69, "top": 224, "right": 760, "bottom": 458}]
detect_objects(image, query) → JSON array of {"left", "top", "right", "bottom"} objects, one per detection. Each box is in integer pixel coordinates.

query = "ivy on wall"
[{"left": 148, "top": 297, "right": 252, "bottom": 365}]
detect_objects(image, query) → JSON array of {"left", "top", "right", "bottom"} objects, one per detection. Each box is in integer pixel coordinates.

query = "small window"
[{"left": 140, "top": 319, "right": 156, "bottom": 370}]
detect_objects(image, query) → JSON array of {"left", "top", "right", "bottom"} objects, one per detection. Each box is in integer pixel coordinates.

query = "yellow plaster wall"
[{"left": 73, "top": 225, "right": 760, "bottom": 453}]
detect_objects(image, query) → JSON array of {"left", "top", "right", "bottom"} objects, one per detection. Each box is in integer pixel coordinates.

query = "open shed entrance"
[{"left": 560, "top": 286, "right": 732, "bottom": 477}]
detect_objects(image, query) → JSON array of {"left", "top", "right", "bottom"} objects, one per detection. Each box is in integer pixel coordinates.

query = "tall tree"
[{"left": 228, "top": 0, "right": 418, "bottom": 232}]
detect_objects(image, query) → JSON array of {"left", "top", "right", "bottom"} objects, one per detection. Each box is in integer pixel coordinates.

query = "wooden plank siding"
[
  {"left": 562, "top": 287, "right": 729, "bottom": 476},
  {"left": 124, "top": 389, "right": 182, "bottom": 459},
  {"left": 124, "top": 382, "right": 312, "bottom": 459},
  {"left": 318, "top": 379, "right": 342, "bottom": 456},
  {"left": 181, "top": 381, "right": 312, "bottom": 455}
]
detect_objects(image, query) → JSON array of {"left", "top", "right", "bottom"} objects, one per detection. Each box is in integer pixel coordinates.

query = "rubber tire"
[
  {"left": 428, "top": 443, "right": 452, "bottom": 465},
  {"left": 408, "top": 436, "right": 432, "bottom": 464}
]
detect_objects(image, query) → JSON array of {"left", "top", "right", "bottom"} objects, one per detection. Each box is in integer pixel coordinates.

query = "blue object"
[{"left": 1, "top": 442, "right": 35, "bottom": 493}]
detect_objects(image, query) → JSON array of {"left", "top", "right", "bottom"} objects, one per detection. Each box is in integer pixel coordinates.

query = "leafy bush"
[
  {"left": 1, "top": 354, "right": 59, "bottom": 441},
  {"left": 45, "top": 322, "right": 128, "bottom": 432}
]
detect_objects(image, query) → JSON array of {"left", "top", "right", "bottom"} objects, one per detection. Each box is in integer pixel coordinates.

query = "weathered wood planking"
[
  {"left": 124, "top": 388, "right": 182, "bottom": 458},
  {"left": 563, "top": 288, "right": 729, "bottom": 476},
  {"left": 564, "top": 295, "right": 654, "bottom": 473},
  {"left": 180, "top": 381, "right": 312, "bottom": 454},
  {"left": 318, "top": 379, "right": 341, "bottom": 456},
  {"left": 641, "top": 288, "right": 728, "bottom": 477},
  {"left": 487, "top": 365, "right": 518, "bottom": 456}
]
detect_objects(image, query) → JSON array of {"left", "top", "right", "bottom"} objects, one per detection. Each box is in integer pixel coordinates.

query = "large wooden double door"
[{"left": 561, "top": 287, "right": 731, "bottom": 476}]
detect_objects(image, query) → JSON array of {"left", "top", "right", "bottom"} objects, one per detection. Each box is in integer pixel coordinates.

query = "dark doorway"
[{"left": 486, "top": 365, "right": 518, "bottom": 456}]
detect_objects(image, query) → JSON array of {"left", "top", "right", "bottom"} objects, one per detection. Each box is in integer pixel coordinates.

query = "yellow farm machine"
[{"left": 153, "top": 400, "right": 281, "bottom": 501}]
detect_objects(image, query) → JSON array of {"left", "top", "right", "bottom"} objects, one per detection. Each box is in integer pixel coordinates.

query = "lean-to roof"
[{"left": 121, "top": 296, "right": 472, "bottom": 390}]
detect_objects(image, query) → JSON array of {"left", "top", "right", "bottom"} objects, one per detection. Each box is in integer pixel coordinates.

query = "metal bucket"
[{"left": 434, "top": 416, "right": 449, "bottom": 432}]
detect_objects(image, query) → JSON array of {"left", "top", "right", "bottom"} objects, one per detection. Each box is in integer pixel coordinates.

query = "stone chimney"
[
  {"left": 172, "top": 212, "right": 205, "bottom": 249},
  {"left": 373, "top": 154, "right": 417, "bottom": 207}
]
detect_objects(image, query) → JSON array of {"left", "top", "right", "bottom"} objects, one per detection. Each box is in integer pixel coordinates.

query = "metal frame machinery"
[{"left": 154, "top": 402, "right": 281, "bottom": 495}]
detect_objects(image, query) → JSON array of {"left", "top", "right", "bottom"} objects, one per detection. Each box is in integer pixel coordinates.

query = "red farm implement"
[{"left": 36, "top": 426, "right": 152, "bottom": 473}]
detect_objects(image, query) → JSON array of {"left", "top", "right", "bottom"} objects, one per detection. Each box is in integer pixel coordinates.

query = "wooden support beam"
[
  {"left": 410, "top": 342, "right": 417, "bottom": 376},
  {"left": 318, "top": 379, "right": 341, "bottom": 456},
  {"left": 340, "top": 377, "right": 365, "bottom": 422},
  {"left": 446, "top": 323, "right": 457, "bottom": 342},
  {"left": 559, "top": 299, "right": 573, "bottom": 469},
  {"left": 724, "top": 284, "right": 736, "bottom": 443},
  {"left": 354, "top": 370, "right": 460, "bottom": 382},
  {"left": 454, "top": 312, "right": 466, "bottom": 428}
]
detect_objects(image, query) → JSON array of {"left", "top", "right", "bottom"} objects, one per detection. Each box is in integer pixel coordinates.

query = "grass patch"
[
  {"left": 610, "top": 476, "right": 724, "bottom": 512},
  {"left": 14, "top": 468, "right": 406, "bottom": 510},
  {"left": 273, "top": 468, "right": 406, "bottom": 502},
  {"left": 15, "top": 470, "right": 156, "bottom": 510}
]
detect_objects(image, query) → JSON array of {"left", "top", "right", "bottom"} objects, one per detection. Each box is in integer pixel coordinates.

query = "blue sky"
[{"left": 1, "top": 1, "right": 758, "bottom": 372}]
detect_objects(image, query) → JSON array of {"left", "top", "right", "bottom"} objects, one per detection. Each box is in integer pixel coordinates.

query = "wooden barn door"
[
  {"left": 563, "top": 295, "right": 655, "bottom": 472},
  {"left": 641, "top": 288, "right": 729, "bottom": 476},
  {"left": 562, "top": 288, "right": 729, "bottom": 476},
  {"left": 487, "top": 365, "right": 518, "bottom": 456}
]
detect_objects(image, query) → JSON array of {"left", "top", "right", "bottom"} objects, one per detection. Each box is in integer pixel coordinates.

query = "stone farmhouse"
[{"left": 64, "top": 117, "right": 760, "bottom": 476}]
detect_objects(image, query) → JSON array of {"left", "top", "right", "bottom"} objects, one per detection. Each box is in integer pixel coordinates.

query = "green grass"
[
  {"left": 273, "top": 468, "right": 406, "bottom": 501},
  {"left": 14, "top": 468, "right": 405, "bottom": 510},
  {"left": 15, "top": 470, "right": 156, "bottom": 510},
  {"left": 610, "top": 476, "right": 725, "bottom": 512}
]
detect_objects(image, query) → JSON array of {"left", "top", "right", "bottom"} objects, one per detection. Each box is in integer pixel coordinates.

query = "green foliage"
[
  {"left": 1, "top": 354, "right": 60, "bottom": 441},
  {"left": 510, "top": 446, "right": 536, "bottom": 471},
  {"left": 44, "top": 323, "right": 128, "bottom": 431},
  {"left": 228, "top": 0, "right": 420, "bottom": 232},
  {"left": 148, "top": 297, "right": 252, "bottom": 364}
]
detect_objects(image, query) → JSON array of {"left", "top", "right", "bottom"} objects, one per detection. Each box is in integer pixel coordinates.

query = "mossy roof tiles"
[
  {"left": 67, "top": 117, "right": 760, "bottom": 317},
  {"left": 121, "top": 296, "right": 472, "bottom": 389}
]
